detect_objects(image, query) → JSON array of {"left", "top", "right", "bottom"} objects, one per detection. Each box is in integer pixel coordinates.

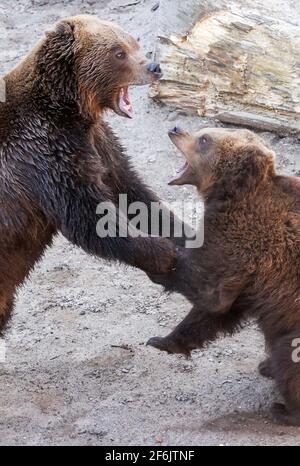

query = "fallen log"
[{"left": 151, "top": 0, "right": 300, "bottom": 135}]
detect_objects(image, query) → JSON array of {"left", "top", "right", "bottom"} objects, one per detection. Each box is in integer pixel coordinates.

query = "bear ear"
[
  {"left": 224, "top": 144, "right": 275, "bottom": 196},
  {"left": 55, "top": 21, "right": 75, "bottom": 35},
  {"left": 45, "top": 21, "right": 75, "bottom": 39}
]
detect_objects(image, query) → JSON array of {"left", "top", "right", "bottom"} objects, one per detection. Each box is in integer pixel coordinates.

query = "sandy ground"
[{"left": 1, "top": 0, "right": 300, "bottom": 446}]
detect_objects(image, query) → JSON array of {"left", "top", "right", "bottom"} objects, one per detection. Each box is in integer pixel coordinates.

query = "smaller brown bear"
[{"left": 148, "top": 126, "right": 300, "bottom": 426}]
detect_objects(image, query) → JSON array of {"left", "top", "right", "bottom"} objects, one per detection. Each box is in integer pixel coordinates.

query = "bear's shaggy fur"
[
  {"left": 0, "top": 15, "right": 179, "bottom": 334},
  {"left": 148, "top": 127, "right": 300, "bottom": 426}
]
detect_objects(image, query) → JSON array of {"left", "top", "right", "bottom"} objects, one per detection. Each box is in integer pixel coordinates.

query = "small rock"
[{"left": 151, "top": 3, "right": 159, "bottom": 12}]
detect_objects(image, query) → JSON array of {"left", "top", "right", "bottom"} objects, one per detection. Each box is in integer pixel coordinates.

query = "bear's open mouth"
[
  {"left": 118, "top": 86, "right": 133, "bottom": 118},
  {"left": 169, "top": 161, "right": 189, "bottom": 185}
]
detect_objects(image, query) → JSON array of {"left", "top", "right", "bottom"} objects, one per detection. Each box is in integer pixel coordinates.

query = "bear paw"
[
  {"left": 271, "top": 402, "right": 300, "bottom": 426},
  {"left": 147, "top": 335, "right": 191, "bottom": 358}
]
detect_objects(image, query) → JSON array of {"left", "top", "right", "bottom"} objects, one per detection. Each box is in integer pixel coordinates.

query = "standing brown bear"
[
  {"left": 0, "top": 15, "right": 181, "bottom": 334},
  {"left": 148, "top": 126, "right": 300, "bottom": 426}
]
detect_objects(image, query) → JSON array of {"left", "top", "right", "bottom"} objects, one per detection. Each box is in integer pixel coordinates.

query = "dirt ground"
[{"left": 1, "top": 0, "right": 300, "bottom": 446}]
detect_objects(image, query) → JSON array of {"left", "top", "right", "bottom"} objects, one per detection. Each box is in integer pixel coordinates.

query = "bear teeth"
[{"left": 118, "top": 86, "right": 133, "bottom": 118}]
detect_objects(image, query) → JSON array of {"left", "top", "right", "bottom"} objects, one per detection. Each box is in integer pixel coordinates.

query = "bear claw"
[
  {"left": 147, "top": 336, "right": 191, "bottom": 358},
  {"left": 147, "top": 336, "right": 169, "bottom": 351}
]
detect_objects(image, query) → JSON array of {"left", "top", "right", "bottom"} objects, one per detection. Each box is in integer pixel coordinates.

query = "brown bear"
[
  {"left": 0, "top": 15, "right": 184, "bottom": 334},
  {"left": 148, "top": 126, "right": 300, "bottom": 426}
]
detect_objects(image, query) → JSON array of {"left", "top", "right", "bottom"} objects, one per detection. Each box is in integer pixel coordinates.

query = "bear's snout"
[{"left": 147, "top": 62, "right": 162, "bottom": 76}]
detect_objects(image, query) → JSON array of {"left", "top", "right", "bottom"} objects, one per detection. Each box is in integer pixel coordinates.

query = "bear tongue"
[{"left": 119, "top": 87, "right": 133, "bottom": 118}]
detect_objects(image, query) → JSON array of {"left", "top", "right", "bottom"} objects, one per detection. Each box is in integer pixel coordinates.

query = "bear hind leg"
[
  {"left": 271, "top": 402, "right": 300, "bottom": 426},
  {"left": 270, "top": 330, "right": 300, "bottom": 426}
]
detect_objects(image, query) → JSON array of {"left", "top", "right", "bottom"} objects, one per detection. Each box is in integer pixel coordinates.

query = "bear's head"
[
  {"left": 167, "top": 127, "right": 276, "bottom": 199},
  {"left": 35, "top": 15, "right": 161, "bottom": 119}
]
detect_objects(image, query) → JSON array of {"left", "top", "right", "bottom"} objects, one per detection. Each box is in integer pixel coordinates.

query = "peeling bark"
[{"left": 151, "top": 0, "right": 300, "bottom": 135}]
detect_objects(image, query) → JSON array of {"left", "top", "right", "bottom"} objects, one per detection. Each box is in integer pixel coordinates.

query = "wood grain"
[{"left": 151, "top": 0, "right": 300, "bottom": 135}]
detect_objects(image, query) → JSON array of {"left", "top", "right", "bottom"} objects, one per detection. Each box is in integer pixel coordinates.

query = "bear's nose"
[
  {"left": 169, "top": 126, "right": 181, "bottom": 135},
  {"left": 147, "top": 62, "right": 162, "bottom": 74}
]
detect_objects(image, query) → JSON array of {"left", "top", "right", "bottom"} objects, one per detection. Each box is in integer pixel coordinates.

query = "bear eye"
[
  {"left": 115, "top": 50, "right": 126, "bottom": 60},
  {"left": 198, "top": 135, "right": 211, "bottom": 152}
]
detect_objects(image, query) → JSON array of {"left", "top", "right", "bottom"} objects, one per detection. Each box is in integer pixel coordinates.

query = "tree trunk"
[{"left": 151, "top": 0, "right": 300, "bottom": 136}]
